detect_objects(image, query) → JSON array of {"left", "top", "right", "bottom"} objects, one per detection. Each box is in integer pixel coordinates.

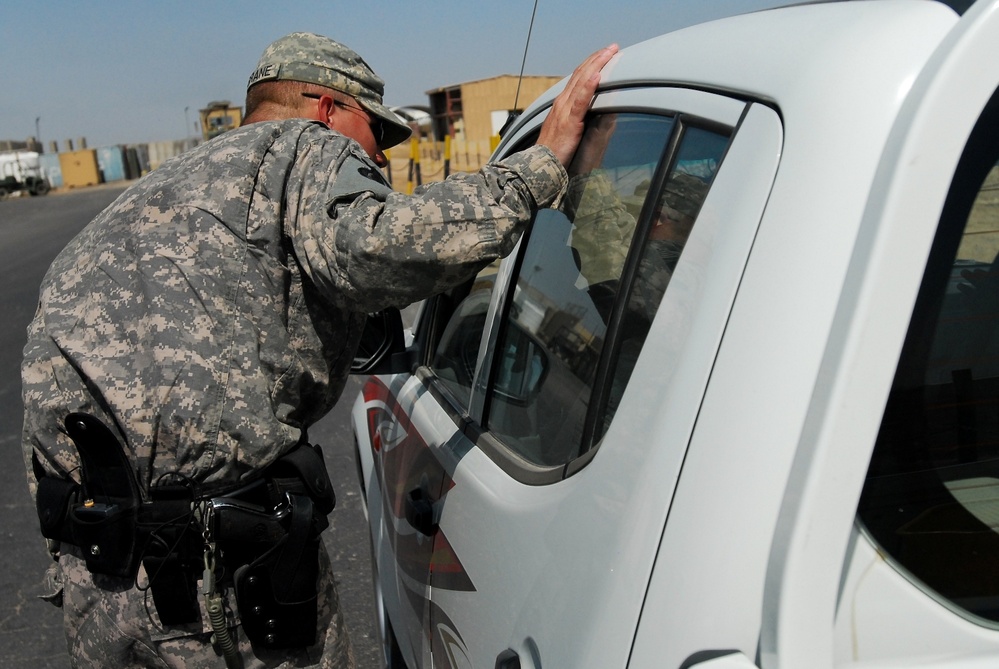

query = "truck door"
[{"left": 415, "top": 88, "right": 780, "bottom": 669}]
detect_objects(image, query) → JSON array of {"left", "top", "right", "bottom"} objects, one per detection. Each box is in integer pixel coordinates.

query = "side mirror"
[
  {"left": 351, "top": 308, "right": 407, "bottom": 375},
  {"left": 493, "top": 324, "right": 548, "bottom": 407}
]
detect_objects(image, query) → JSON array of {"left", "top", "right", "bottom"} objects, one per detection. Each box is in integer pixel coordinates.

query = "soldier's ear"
[
  {"left": 317, "top": 95, "right": 336, "bottom": 128},
  {"left": 301, "top": 92, "right": 335, "bottom": 128}
]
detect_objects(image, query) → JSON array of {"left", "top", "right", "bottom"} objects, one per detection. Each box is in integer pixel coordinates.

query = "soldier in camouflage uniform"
[{"left": 21, "top": 32, "right": 617, "bottom": 669}]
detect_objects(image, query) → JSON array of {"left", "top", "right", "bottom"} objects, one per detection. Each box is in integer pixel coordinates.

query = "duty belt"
[{"left": 34, "top": 413, "right": 336, "bottom": 650}]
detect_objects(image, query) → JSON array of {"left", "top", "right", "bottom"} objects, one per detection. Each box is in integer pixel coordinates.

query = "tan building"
[
  {"left": 426, "top": 74, "right": 562, "bottom": 143},
  {"left": 199, "top": 101, "right": 243, "bottom": 141}
]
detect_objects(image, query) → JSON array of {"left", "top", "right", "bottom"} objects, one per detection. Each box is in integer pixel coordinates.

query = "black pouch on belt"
[
  {"left": 37, "top": 416, "right": 203, "bottom": 623},
  {"left": 141, "top": 484, "right": 202, "bottom": 626},
  {"left": 266, "top": 442, "right": 336, "bottom": 518},
  {"left": 36, "top": 471, "right": 79, "bottom": 544}
]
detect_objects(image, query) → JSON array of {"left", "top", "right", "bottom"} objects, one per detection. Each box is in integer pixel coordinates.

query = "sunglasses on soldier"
[{"left": 301, "top": 92, "right": 386, "bottom": 149}]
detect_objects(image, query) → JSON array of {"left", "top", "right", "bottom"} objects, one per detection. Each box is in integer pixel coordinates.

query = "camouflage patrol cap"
[{"left": 248, "top": 32, "right": 412, "bottom": 149}]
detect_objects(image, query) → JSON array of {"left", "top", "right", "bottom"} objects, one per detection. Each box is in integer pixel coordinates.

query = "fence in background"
[{"left": 385, "top": 136, "right": 502, "bottom": 192}]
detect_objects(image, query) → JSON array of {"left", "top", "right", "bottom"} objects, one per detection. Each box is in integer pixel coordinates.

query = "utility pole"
[
  {"left": 184, "top": 106, "right": 190, "bottom": 143},
  {"left": 35, "top": 116, "right": 41, "bottom": 152}
]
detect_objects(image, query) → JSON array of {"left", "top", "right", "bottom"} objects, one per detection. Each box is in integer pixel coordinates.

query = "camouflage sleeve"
[{"left": 288, "top": 137, "right": 567, "bottom": 312}]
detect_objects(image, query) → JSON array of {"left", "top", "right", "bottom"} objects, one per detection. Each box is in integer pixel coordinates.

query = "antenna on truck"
[{"left": 499, "top": 0, "right": 539, "bottom": 137}]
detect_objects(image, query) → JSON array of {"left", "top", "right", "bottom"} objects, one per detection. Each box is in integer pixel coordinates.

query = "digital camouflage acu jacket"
[{"left": 22, "top": 118, "right": 567, "bottom": 498}]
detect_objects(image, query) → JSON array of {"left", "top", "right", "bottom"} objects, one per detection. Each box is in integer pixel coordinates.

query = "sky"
[{"left": 1, "top": 0, "right": 800, "bottom": 149}]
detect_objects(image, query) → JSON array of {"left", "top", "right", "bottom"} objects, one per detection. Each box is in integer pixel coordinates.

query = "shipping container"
[
  {"left": 96, "top": 145, "right": 127, "bottom": 183},
  {"left": 124, "top": 147, "right": 141, "bottom": 179},
  {"left": 38, "top": 153, "right": 62, "bottom": 188},
  {"left": 59, "top": 149, "right": 101, "bottom": 188}
]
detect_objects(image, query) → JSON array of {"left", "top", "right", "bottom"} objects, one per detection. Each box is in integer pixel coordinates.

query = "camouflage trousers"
[{"left": 48, "top": 543, "right": 356, "bottom": 669}]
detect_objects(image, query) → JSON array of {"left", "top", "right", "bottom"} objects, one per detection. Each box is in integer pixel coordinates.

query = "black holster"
[
  {"left": 214, "top": 491, "right": 322, "bottom": 648},
  {"left": 35, "top": 414, "right": 202, "bottom": 623},
  {"left": 210, "top": 442, "right": 334, "bottom": 648},
  {"left": 37, "top": 413, "right": 144, "bottom": 578}
]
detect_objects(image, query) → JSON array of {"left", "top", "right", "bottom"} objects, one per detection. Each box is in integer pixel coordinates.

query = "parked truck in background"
[{"left": 0, "top": 151, "right": 51, "bottom": 199}]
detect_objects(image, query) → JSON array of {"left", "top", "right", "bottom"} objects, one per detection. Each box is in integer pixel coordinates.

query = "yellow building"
[
  {"left": 199, "top": 101, "right": 243, "bottom": 141},
  {"left": 426, "top": 74, "right": 562, "bottom": 144}
]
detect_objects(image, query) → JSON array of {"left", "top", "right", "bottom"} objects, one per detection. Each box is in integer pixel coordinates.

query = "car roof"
[{"left": 518, "top": 0, "right": 961, "bottom": 126}]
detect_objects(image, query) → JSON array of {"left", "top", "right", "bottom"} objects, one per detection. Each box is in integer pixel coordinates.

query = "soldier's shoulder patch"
[{"left": 327, "top": 153, "right": 392, "bottom": 208}]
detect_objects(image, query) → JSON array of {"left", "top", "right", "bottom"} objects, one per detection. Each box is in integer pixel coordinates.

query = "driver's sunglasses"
[{"left": 301, "top": 92, "right": 386, "bottom": 148}]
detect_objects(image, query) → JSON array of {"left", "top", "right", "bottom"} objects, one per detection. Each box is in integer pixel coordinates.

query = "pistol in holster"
[{"left": 208, "top": 444, "right": 336, "bottom": 649}]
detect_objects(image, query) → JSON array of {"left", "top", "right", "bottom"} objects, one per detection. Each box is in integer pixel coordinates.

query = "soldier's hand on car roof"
[{"left": 537, "top": 44, "right": 619, "bottom": 167}]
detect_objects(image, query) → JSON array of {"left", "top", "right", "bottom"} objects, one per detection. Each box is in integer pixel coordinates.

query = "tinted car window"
[
  {"left": 485, "top": 113, "right": 728, "bottom": 468},
  {"left": 594, "top": 126, "right": 723, "bottom": 442},
  {"left": 858, "top": 87, "right": 999, "bottom": 622}
]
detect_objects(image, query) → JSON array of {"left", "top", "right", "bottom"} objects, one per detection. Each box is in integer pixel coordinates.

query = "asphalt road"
[{"left": 0, "top": 186, "right": 381, "bottom": 668}]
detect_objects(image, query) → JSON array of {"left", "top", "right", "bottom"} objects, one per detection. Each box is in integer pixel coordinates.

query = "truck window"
[
  {"left": 858, "top": 86, "right": 999, "bottom": 623},
  {"left": 485, "top": 113, "right": 728, "bottom": 469}
]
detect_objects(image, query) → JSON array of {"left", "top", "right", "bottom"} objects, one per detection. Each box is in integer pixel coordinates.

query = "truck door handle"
[
  {"left": 405, "top": 487, "right": 438, "bottom": 536},
  {"left": 495, "top": 648, "right": 521, "bottom": 669}
]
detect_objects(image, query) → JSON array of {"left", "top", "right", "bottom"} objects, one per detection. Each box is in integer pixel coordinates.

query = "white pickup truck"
[{"left": 350, "top": 1, "right": 999, "bottom": 667}]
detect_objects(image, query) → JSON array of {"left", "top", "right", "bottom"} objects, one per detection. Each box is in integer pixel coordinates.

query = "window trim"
[{"left": 472, "top": 427, "right": 567, "bottom": 485}]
